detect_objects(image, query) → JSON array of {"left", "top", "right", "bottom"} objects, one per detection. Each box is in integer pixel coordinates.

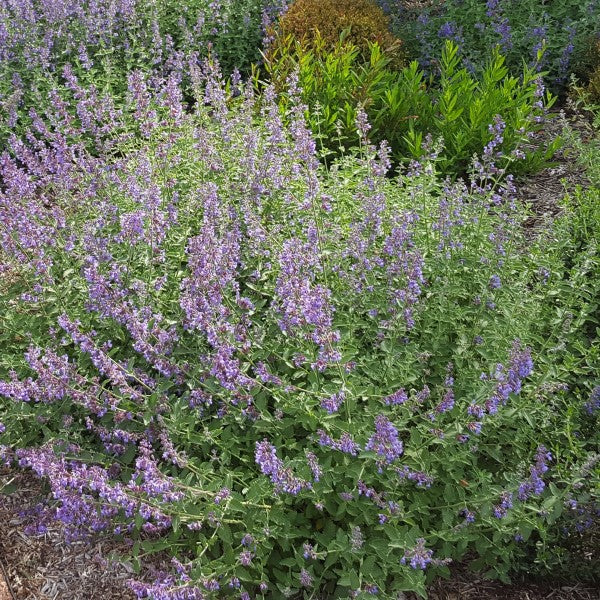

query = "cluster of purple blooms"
[
  {"left": 400, "top": 538, "right": 434, "bottom": 570},
  {"left": 320, "top": 391, "right": 346, "bottom": 414},
  {"left": 486, "top": 0, "right": 512, "bottom": 53},
  {"left": 391, "top": 0, "right": 594, "bottom": 93},
  {"left": 492, "top": 446, "right": 551, "bottom": 519},
  {"left": 493, "top": 490, "right": 515, "bottom": 519},
  {"left": 254, "top": 440, "right": 310, "bottom": 495},
  {"left": 518, "top": 446, "right": 552, "bottom": 501},
  {"left": 305, "top": 451, "right": 322, "bottom": 482},
  {"left": 469, "top": 341, "right": 534, "bottom": 424},
  {"left": 395, "top": 466, "right": 434, "bottom": 489},
  {"left": 365, "top": 415, "right": 404, "bottom": 470},
  {"left": 15, "top": 439, "right": 181, "bottom": 542},
  {"left": 274, "top": 238, "right": 342, "bottom": 370},
  {"left": 317, "top": 430, "right": 361, "bottom": 456},
  {"left": 584, "top": 386, "right": 600, "bottom": 415},
  {"left": 384, "top": 388, "right": 408, "bottom": 406},
  {"left": 0, "top": 0, "right": 291, "bottom": 96},
  {"left": 430, "top": 369, "right": 455, "bottom": 418}
]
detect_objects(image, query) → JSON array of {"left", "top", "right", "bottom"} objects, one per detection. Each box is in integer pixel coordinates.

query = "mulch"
[
  {"left": 517, "top": 104, "right": 595, "bottom": 233},
  {"left": 0, "top": 468, "right": 135, "bottom": 600},
  {"left": 0, "top": 571, "right": 11, "bottom": 600},
  {"left": 2, "top": 464, "right": 598, "bottom": 599},
  {"left": 421, "top": 570, "right": 600, "bottom": 600}
]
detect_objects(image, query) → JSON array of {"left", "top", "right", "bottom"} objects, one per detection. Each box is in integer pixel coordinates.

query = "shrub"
[
  {"left": 269, "top": 0, "right": 403, "bottom": 64},
  {"left": 262, "top": 38, "right": 560, "bottom": 176},
  {"left": 586, "top": 36, "right": 600, "bottom": 102},
  {"left": 261, "top": 32, "right": 400, "bottom": 153},
  {"left": 588, "top": 69, "right": 600, "bottom": 102},
  {"left": 378, "top": 0, "right": 600, "bottom": 93},
  {"left": 0, "top": 67, "right": 597, "bottom": 599}
]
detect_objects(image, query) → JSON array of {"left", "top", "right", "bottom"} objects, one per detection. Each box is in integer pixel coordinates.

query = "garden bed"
[
  {"left": 1, "top": 1, "right": 599, "bottom": 599},
  {"left": 0, "top": 103, "right": 597, "bottom": 598},
  {"left": 0, "top": 468, "right": 133, "bottom": 600},
  {"left": 0, "top": 466, "right": 598, "bottom": 600}
]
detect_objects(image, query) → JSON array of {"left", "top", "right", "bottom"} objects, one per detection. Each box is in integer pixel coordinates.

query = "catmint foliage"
[{"left": 0, "top": 61, "right": 598, "bottom": 599}]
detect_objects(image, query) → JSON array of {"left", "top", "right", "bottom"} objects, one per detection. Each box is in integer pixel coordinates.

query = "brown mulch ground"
[
  {"left": 0, "top": 571, "right": 11, "bottom": 600},
  {"left": 0, "top": 468, "right": 135, "bottom": 600},
  {"left": 517, "top": 104, "right": 595, "bottom": 234},
  {"left": 424, "top": 578, "right": 600, "bottom": 600},
  {"left": 421, "top": 548, "right": 600, "bottom": 600},
  {"left": 1, "top": 464, "right": 599, "bottom": 600}
]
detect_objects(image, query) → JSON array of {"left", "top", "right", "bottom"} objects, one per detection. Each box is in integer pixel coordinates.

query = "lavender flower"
[
  {"left": 305, "top": 451, "right": 322, "bottom": 482},
  {"left": 384, "top": 388, "right": 408, "bottom": 406},
  {"left": 493, "top": 491, "right": 514, "bottom": 518},
  {"left": 460, "top": 509, "right": 475, "bottom": 524},
  {"left": 489, "top": 275, "right": 502, "bottom": 289},
  {"left": 518, "top": 446, "right": 552, "bottom": 501},
  {"left": 584, "top": 386, "right": 600, "bottom": 415},
  {"left": 214, "top": 487, "right": 230, "bottom": 504},
  {"left": 476, "top": 341, "right": 533, "bottom": 416},
  {"left": 255, "top": 440, "right": 310, "bottom": 495},
  {"left": 401, "top": 538, "right": 433, "bottom": 569},
  {"left": 273, "top": 238, "right": 339, "bottom": 369},
  {"left": 320, "top": 391, "right": 345, "bottom": 414},
  {"left": 433, "top": 370, "right": 455, "bottom": 415},
  {"left": 366, "top": 415, "right": 404, "bottom": 468},
  {"left": 395, "top": 466, "right": 434, "bottom": 488},
  {"left": 303, "top": 542, "right": 317, "bottom": 560},
  {"left": 317, "top": 430, "right": 361, "bottom": 456},
  {"left": 299, "top": 569, "right": 313, "bottom": 587},
  {"left": 254, "top": 361, "right": 281, "bottom": 385}
]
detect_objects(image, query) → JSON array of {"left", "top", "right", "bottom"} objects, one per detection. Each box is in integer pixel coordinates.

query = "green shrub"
[
  {"left": 378, "top": 0, "right": 600, "bottom": 93},
  {"left": 261, "top": 32, "right": 400, "bottom": 150},
  {"left": 262, "top": 38, "right": 560, "bottom": 176}
]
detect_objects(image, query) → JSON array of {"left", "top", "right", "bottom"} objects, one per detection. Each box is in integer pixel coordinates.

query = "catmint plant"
[{"left": 0, "top": 59, "right": 598, "bottom": 600}]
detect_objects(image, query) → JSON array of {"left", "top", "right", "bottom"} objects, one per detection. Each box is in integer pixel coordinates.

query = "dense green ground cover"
[{"left": 0, "top": 1, "right": 598, "bottom": 599}]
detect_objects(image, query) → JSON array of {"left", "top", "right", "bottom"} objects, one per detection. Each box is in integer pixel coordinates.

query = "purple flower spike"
[
  {"left": 366, "top": 415, "right": 403, "bottom": 469},
  {"left": 320, "top": 391, "right": 345, "bottom": 414},
  {"left": 255, "top": 440, "right": 310, "bottom": 495},
  {"left": 401, "top": 538, "right": 433, "bottom": 570}
]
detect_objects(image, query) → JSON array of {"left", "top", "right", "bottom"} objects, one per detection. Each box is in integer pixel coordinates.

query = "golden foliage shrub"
[{"left": 268, "top": 0, "right": 403, "bottom": 66}]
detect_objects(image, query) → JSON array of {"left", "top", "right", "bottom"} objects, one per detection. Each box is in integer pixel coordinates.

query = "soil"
[
  {"left": 0, "top": 468, "right": 135, "bottom": 600},
  {"left": 423, "top": 575, "right": 600, "bottom": 600},
  {"left": 517, "top": 104, "right": 595, "bottom": 234},
  {"left": 2, "top": 466, "right": 598, "bottom": 600}
]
